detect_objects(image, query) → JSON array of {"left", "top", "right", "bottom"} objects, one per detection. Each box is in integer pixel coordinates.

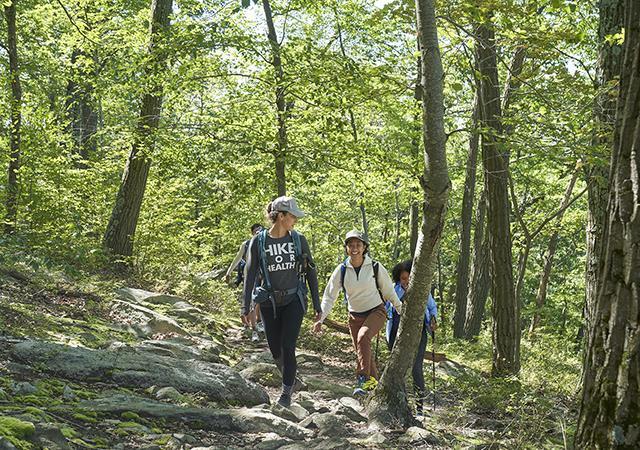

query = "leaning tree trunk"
[
  {"left": 464, "top": 189, "right": 490, "bottom": 339},
  {"left": 262, "top": 0, "right": 288, "bottom": 196},
  {"left": 409, "top": 108, "right": 422, "bottom": 257},
  {"left": 366, "top": 0, "right": 450, "bottom": 427},
  {"left": 103, "top": 0, "right": 172, "bottom": 260},
  {"left": 575, "top": 2, "right": 640, "bottom": 446},
  {"left": 453, "top": 93, "right": 480, "bottom": 338},
  {"left": 530, "top": 165, "right": 580, "bottom": 333},
  {"left": 3, "top": 0, "right": 22, "bottom": 235},
  {"left": 476, "top": 14, "right": 520, "bottom": 376},
  {"left": 583, "top": 0, "right": 624, "bottom": 342},
  {"left": 409, "top": 200, "right": 419, "bottom": 256}
]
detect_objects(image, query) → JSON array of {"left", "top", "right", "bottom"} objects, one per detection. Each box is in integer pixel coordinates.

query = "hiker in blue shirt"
[{"left": 386, "top": 259, "right": 437, "bottom": 416}]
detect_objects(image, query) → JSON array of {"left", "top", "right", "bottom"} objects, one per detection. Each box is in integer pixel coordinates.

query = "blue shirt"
[{"left": 386, "top": 283, "right": 437, "bottom": 328}]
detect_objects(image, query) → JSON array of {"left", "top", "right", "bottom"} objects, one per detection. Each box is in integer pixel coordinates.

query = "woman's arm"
[
  {"left": 241, "top": 237, "right": 259, "bottom": 315},
  {"left": 225, "top": 241, "right": 246, "bottom": 278},
  {"left": 319, "top": 264, "right": 343, "bottom": 322},
  {"left": 300, "top": 235, "right": 321, "bottom": 313}
]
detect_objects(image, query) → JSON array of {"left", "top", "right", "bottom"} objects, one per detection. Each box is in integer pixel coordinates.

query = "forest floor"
[{"left": 0, "top": 260, "right": 579, "bottom": 449}]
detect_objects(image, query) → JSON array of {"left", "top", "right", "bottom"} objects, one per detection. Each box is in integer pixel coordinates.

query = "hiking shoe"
[
  {"left": 256, "top": 321, "right": 265, "bottom": 333},
  {"left": 353, "top": 375, "right": 367, "bottom": 396},
  {"left": 292, "top": 376, "right": 306, "bottom": 393},
  {"left": 277, "top": 392, "right": 291, "bottom": 408},
  {"left": 251, "top": 330, "right": 260, "bottom": 342}
]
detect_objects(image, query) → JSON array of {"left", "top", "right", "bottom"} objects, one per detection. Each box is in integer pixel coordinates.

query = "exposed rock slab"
[
  {"left": 116, "top": 288, "right": 184, "bottom": 306},
  {"left": 76, "top": 395, "right": 312, "bottom": 440},
  {"left": 110, "top": 300, "right": 191, "bottom": 337},
  {"left": 10, "top": 340, "right": 268, "bottom": 406}
]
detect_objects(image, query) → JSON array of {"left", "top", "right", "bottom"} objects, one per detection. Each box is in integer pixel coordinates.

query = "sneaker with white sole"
[
  {"left": 251, "top": 330, "right": 260, "bottom": 342},
  {"left": 353, "top": 374, "right": 367, "bottom": 396},
  {"left": 256, "top": 321, "right": 265, "bottom": 333}
]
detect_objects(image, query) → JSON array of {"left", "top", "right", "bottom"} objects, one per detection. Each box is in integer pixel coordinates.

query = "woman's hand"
[{"left": 312, "top": 311, "right": 323, "bottom": 333}]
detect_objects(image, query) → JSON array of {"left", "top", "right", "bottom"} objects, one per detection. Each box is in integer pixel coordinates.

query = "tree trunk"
[
  {"left": 262, "top": 0, "right": 288, "bottom": 196},
  {"left": 583, "top": 0, "right": 624, "bottom": 342},
  {"left": 366, "top": 0, "right": 450, "bottom": 427},
  {"left": 476, "top": 15, "right": 520, "bottom": 376},
  {"left": 3, "top": 0, "right": 22, "bottom": 235},
  {"left": 334, "top": 6, "right": 358, "bottom": 143},
  {"left": 65, "top": 48, "right": 98, "bottom": 166},
  {"left": 453, "top": 93, "right": 480, "bottom": 338},
  {"left": 359, "top": 197, "right": 369, "bottom": 237},
  {"left": 575, "top": 2, "right": 640, "bottom": 446},
  {"left": 409, "top": 200, "right": 419, "bottom": 257},
  {"left": 103, "top": 0, "right": 172, "bottom": 260},
  {"left": 464, "top": 190, "right": 490, "bottom": 339},
  {"left": 530, "top": 165, "right": 580, "bottom": 332}
]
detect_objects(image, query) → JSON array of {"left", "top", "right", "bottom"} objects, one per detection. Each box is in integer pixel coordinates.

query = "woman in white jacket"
[{"left": 313, "top": 230, "right": 403, "bottom": 394}]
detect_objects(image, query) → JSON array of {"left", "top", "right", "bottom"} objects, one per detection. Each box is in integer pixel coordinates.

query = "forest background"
[{"left": 0, "top": 0, "right": 626, "bottom": 447}]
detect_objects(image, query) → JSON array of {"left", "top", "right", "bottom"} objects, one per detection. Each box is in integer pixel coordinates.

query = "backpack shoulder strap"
[
  {"left": 290, "top": 230, "right": 302, "bottom": 257},
  {"left": 257, "top": 230, "right": 271, "bottom": 289},
  {"left": 340, "top": 259, "right": 348, "bottom": 303},
  {"left": 372, "top": 260, "right": 384, "bottom": 303},
  {"left": 372, "top": 260, "right": 379, "bottom": 283}
]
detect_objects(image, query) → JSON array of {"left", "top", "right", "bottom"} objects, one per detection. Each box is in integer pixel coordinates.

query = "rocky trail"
[{"left": 0, "top": 269, "right": 547, "bottom": 449}]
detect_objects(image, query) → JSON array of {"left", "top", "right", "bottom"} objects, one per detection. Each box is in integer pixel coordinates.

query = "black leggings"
[{"left": 260, "top": 298, "right": 304, "bottom": 387}]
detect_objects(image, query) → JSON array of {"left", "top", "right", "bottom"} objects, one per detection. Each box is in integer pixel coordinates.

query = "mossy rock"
[
  {"left": 60, "top": 426, "right": 78, "bottom": 439},
  {"left": 0, "top": 416, "right": 36, "bottom": 450},
  {"left": 72, "top": 412, "right": 98, "bottom": 424},
  {"left": 120, "top": 411, "right": 141, "bottom": 421}
]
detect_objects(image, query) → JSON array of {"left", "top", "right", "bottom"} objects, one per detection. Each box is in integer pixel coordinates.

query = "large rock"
[
  {"left": 234, "top": 351, "right": 276, "bottom": 371},
  {"left": 240, "top": 363, "right": 281, "bottom": 387},
  {"left": 30, "top": 423, "right": 71, "bottom": 450},
  {"left": 398, "top": 426, "right": 440, "bottom": 445},
  {"left": 77, "top": 395, "right": 312, "bottom": 440},
  {"left": 332, "top": 403, "right": 366, "bottom": 423},
  {"left": 10, "top": 340, "right": 268, "bottom": 406},
  {"left": 170, "top": 301, "right": 205, "bottom": 323},
  {"left": 300, "top": 413, "right": 349, "bottom": 437},
  {"left": 133, "top": 338, "right": 221, "bottom": 363},
  {"left": 110, "top": 300, "right": 191, "bottom": 337},
  {"left": 116, "top": 288, "right": 184, "bottom": 306},
  {"left": 303, "top": 376, "right": 353, "bottom": 398}
]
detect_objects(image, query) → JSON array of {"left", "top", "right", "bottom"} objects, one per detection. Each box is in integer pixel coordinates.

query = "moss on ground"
[{"left": 0, "top": 416, "right": 35, "bottom": 450}]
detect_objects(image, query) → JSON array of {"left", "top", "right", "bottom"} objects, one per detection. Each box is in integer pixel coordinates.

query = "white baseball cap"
[{"left": 271, "top": 196, "right": 305, "bottom": 218}]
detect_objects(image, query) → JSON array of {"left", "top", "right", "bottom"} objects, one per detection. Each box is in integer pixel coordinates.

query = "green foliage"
[
  {"left": 436, "top": 330, "right": 579, "bottom": 448},
  {"left": 0, "top": 0, "right": 600, "bottom": 442}
]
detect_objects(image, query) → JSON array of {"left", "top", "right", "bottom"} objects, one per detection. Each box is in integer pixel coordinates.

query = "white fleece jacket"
[{"left": 320, "top": 255, "right": 402, "bottom": 322}]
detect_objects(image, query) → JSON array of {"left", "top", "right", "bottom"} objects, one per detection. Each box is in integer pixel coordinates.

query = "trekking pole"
[
  {"left": 374, "top": 330, "right": 380, "bottom": 371},
  {"left": 431, "top": 329, "right": 436, "bottom": 411}
]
